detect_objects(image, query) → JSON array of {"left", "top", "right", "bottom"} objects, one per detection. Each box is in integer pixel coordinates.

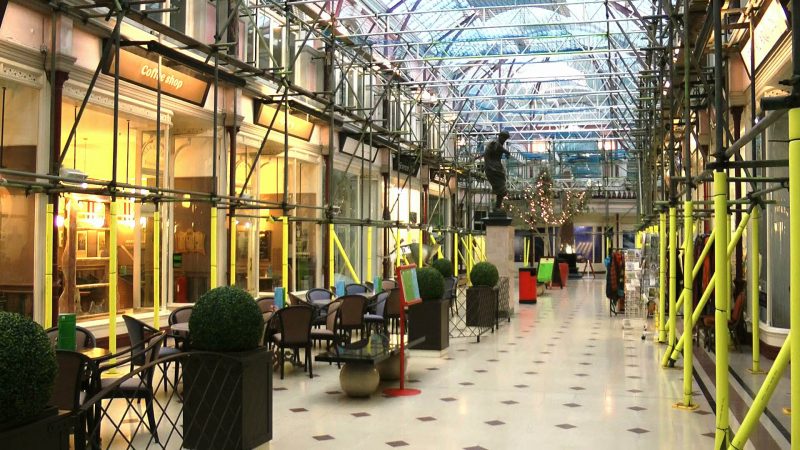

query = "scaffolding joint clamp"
[
  {"left": 761, "top": 91, "right": 800, "bottom": 111},
  {"left": 705, "top": 160, "right": 728, "bottom": 171}
]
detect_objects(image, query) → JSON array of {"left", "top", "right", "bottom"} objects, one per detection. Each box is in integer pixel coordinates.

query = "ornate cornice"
[{"left": 63, "top": 81, "right": 173, "bottom": 125}]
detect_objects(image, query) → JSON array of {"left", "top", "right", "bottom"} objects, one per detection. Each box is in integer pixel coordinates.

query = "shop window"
[
  {"left": 172, "top": 136, "right": 214, "bottom": 304},
  {"left": 272, "top": 24, "right": 284, "bottom": 69},
  {"left": 232, "top": 147, "right": 258, "bottom": 294},
  {"left": 256, "top": 13, "right": 272, "bottom": 69},
  {"left": 766, "top": 113, "right": 789, "bottom": 328},
  {"left": 0, "top": 83, "right": 38, "bottom": 318},
  {"left": 168, "top": 0, "right": 187, "bottom": 34},
  {"left": 58, "top": 102, "right": 162, "bottom": 319},
  {"left": 257, "top": 155, "right": 319, "bottom": 292},
  {"left": 332, "top": 170, "right": 360, "bottom": 284}
]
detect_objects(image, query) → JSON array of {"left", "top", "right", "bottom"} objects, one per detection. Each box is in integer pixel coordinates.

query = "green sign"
[
  {"left": 173, "top": 253, "right": 183, "bottom": 268},
  {"left": 537, "top": 258, "right": 555, "bottom": 284},
  {"left": 57, "top": 313, "right": 77, "bottom": 351},
  {"left": 398, "top": 267, "right": 421, "bottom": 303}
]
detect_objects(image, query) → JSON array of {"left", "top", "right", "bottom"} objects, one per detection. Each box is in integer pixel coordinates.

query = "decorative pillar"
[
  {"left": 483, "top": 214, "right": 518, "bottom": 314},
  {"left": 49, "top": 70, "right": 69, "bottom": 327}
]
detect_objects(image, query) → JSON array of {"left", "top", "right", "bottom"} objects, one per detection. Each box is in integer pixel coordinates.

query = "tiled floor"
[{"left": 265, "top": 279, "right": 731, "bottom": 450}]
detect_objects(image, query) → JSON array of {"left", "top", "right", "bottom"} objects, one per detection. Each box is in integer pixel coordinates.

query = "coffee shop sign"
[{"left": 140, "top": 65, "right": 184, "bottom": 90}]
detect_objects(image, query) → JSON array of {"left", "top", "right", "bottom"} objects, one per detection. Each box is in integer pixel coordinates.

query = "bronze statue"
[{"left": 476, "top": 131, "right": 511, "bottom": 210}]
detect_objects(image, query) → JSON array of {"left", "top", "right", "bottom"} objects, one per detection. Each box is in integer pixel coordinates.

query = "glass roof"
[{"left": 334, "top": 0, "right": 656, "bottom": 182}]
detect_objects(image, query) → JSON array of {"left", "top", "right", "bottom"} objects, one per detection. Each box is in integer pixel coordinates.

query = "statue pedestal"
[{"left": 484, "top": 213, "right": 518, "bottom": 315}]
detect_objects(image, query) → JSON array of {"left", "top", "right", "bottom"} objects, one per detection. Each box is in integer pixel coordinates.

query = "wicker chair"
[
  {"left": 364, "top": 290, "right": 391, "bottom": 336},
  {"left": 344, "top": 283, "right": 369, "bottom": 295},
  {"left": 335, "top": 295, "right": 367, "bottom": 342},
  {"left": 268, "top": 305, "right": 315, "bottom": 379},
  {"left": 160, "top": 306, "right": 193, "bottom": 392},
  {"left": 45, "top": 326, "right": 97, "bottom": 351},
  {"left": 51, "top": 350, "right": 94, "bottom": 449},
  {"left": 98, "top": 333, "right": 166, "bottom": 443}
]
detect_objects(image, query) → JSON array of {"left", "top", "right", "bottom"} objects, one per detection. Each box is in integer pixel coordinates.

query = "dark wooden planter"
[
  {"left": 183, "top": 348, "right": 272, "bottom": 450},
  {"left": 0, "top": 407, "right": 71, "bottom": 450},
  {"left": 408, "top": 298, "right": 450, "bottom": 351},
  {"left": 466, "top": 286, "right": 498, "bottom": 328}
]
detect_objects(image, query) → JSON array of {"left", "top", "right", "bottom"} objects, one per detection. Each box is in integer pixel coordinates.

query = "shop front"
[{"left": 0, "top": 61, "right": 47, "bottom": 320}]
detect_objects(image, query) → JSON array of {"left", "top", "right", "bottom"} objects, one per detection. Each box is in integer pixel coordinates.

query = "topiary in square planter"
[
  {"left": 183, "top": 349, "right": 272, "bottom": 450},
  {"left": 408, "top": 298, "right": 450, "bottom": 351},
  {"left": 0, "top": 407, "right": 70, "bottom": 450},
  {"left": 183, "top": 286, "right": 271, "bottom": 450}
]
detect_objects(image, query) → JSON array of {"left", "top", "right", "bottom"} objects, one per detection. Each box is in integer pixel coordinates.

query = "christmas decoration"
[{"left": 503, "top": 168, "right": 589, "bottom": 228}]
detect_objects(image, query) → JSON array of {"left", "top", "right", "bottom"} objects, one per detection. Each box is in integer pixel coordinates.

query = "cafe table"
[
  {"left": 80, "top": 347, "right": 111, "bottom": 360},
  {"left": 315, "top": 336, "right": 423, "bottom": 397}
]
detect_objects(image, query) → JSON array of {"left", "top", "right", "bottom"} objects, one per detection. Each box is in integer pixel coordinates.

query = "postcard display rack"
[
  {"left": 622, "top": 249, "right": 646, "bottom": 336},
  {"left": 640, "top": 234, "right": 660, "bottom": 318}
]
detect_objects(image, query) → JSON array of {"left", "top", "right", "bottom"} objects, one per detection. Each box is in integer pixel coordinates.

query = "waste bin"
[
  {"left": 519, "top": 267, "right": 537, "bottom": 304},
  {"left": 558, "top": 263, "right": 569, "bottom": 288}
]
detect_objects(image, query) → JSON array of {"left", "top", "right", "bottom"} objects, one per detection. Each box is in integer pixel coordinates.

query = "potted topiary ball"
[
  {"left": 430, "top": 258, "right": 454, "bottom": 278},
  {"left": 470, "top": 261, "right": 499, "bottom": 288},
  {"left": 0, "top": 312, "right": 65, "bottom": 449},
  {"left": 408, "top": 267, "right": 449, "bottom": 351},
  {"left": 183, "top": 286, "right": 272, "bottom": 450},
  {"left": 466, "top": 262, "right": 500, "bottom": 329}
]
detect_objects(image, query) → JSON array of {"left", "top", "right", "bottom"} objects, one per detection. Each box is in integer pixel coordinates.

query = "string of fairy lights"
[{"left": 503, "top": 168, "right": 589, "bottom": 228}]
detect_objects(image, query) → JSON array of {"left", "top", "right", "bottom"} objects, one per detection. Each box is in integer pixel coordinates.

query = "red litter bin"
[
  {"left": 519, "top": 267, "right": 537, "bottom": 303},
  {"left": 558, "top": 263, "right": 569, "bottom": 288}
]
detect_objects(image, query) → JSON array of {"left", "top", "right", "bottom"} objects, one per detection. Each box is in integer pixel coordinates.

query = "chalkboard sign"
[
  {"left": 396, "top": 265, "right": 422, "bottom": 304},
  {"left": 537, "top": 258, "right": 555, "bottom": 284}
]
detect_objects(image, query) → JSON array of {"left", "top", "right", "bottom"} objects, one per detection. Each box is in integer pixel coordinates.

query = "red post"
[{"left": 383, "top": 264, "right": 422, "bottom": 397}]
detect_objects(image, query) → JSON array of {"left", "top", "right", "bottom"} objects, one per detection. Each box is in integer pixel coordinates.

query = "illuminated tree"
[{"left": 505, "top": 168, "right": 589, "bottom": 255}]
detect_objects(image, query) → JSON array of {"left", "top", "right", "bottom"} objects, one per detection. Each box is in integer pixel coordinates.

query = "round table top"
[{"left": 80, "top": 347, "right": 111, "bottom": 360}]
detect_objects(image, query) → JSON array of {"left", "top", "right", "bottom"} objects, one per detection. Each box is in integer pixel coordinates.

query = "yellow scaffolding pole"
[
  {"left": 676, "top": 200, "right": 697, "bottom": 410},
  {"left": 454, "top": 232, "right": 459, "bottom": 276},
  {"left": 728, "top": 336, "right": 790, "bottom": 450},
  {"left": 713, "top": 170, "right": 731, "bottom": 450},
  {"left": 153, "top": 211, "right": 160, "bottom": 329},
  {"left": 329, "top": 223, "right": 335, "bottom": 287},
  {"left": 668, "top": 206, "right": 678, "bottom": 357},
  {"left": 429, "top": 233, "right": 444, "bottom": 259},
  {"left": 658, "top": 212, "right": 667, "bottom": 343},
  {"left": 664, "top": 230, "right": 716, "bottom": 333},
  {"left": 44, "top": 204, "right": 53, "bottom": 328},
  {"left": 467, "top": 235, "right": 473, "bottom": 285},
  {"left": 395, "top": 229, "right": 402, "bottom": 268},
  {"left": 790, "top": 106, "right": 800, "bottom": 449},
  {"left": 523, "top": 237, "right": 529, "bottom": 267},
  {"left": 210, "top": 207, "right": 218, "bottom": 289},
  {"left": 664, "top": 212, "right": 750, "bottom": 364},
  {"left": 333, "top": 229, "right": 360, "bottom": 283},
  {"left": 109, "top": 201, "right": 118, "bottom": 354},
  {"left": 282, "top": 216, "right": 289, "bottom": 289},
  {"left": 367, "top": 226, "right": 373, "bottom": 282},
  {"left": 418, "top": 228, "right": 424, "bottom": 268},
  {"left": 230, "top": 218, "right": 237, "bottom": 287},
  {"left": 750, "top": 205, "right": 763, "bottom": 374}
]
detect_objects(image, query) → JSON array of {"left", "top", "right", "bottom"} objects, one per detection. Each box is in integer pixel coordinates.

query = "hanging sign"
[
  {"left": 430, "top": 168, "right": 449, "bottom": 186},
  {"left": 103, "top": 46, "right": 211, "bottom": 106},
  {"left": 254, "top": 101, "right": 315, "bottom": 141},
  {"left": 392, "top": 153, "right": 420, "bottom": 177}
]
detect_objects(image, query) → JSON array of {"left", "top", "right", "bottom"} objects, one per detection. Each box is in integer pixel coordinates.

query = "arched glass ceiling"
[{"left": 331, "top": 0, "right": 658, "bottom": 183}]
